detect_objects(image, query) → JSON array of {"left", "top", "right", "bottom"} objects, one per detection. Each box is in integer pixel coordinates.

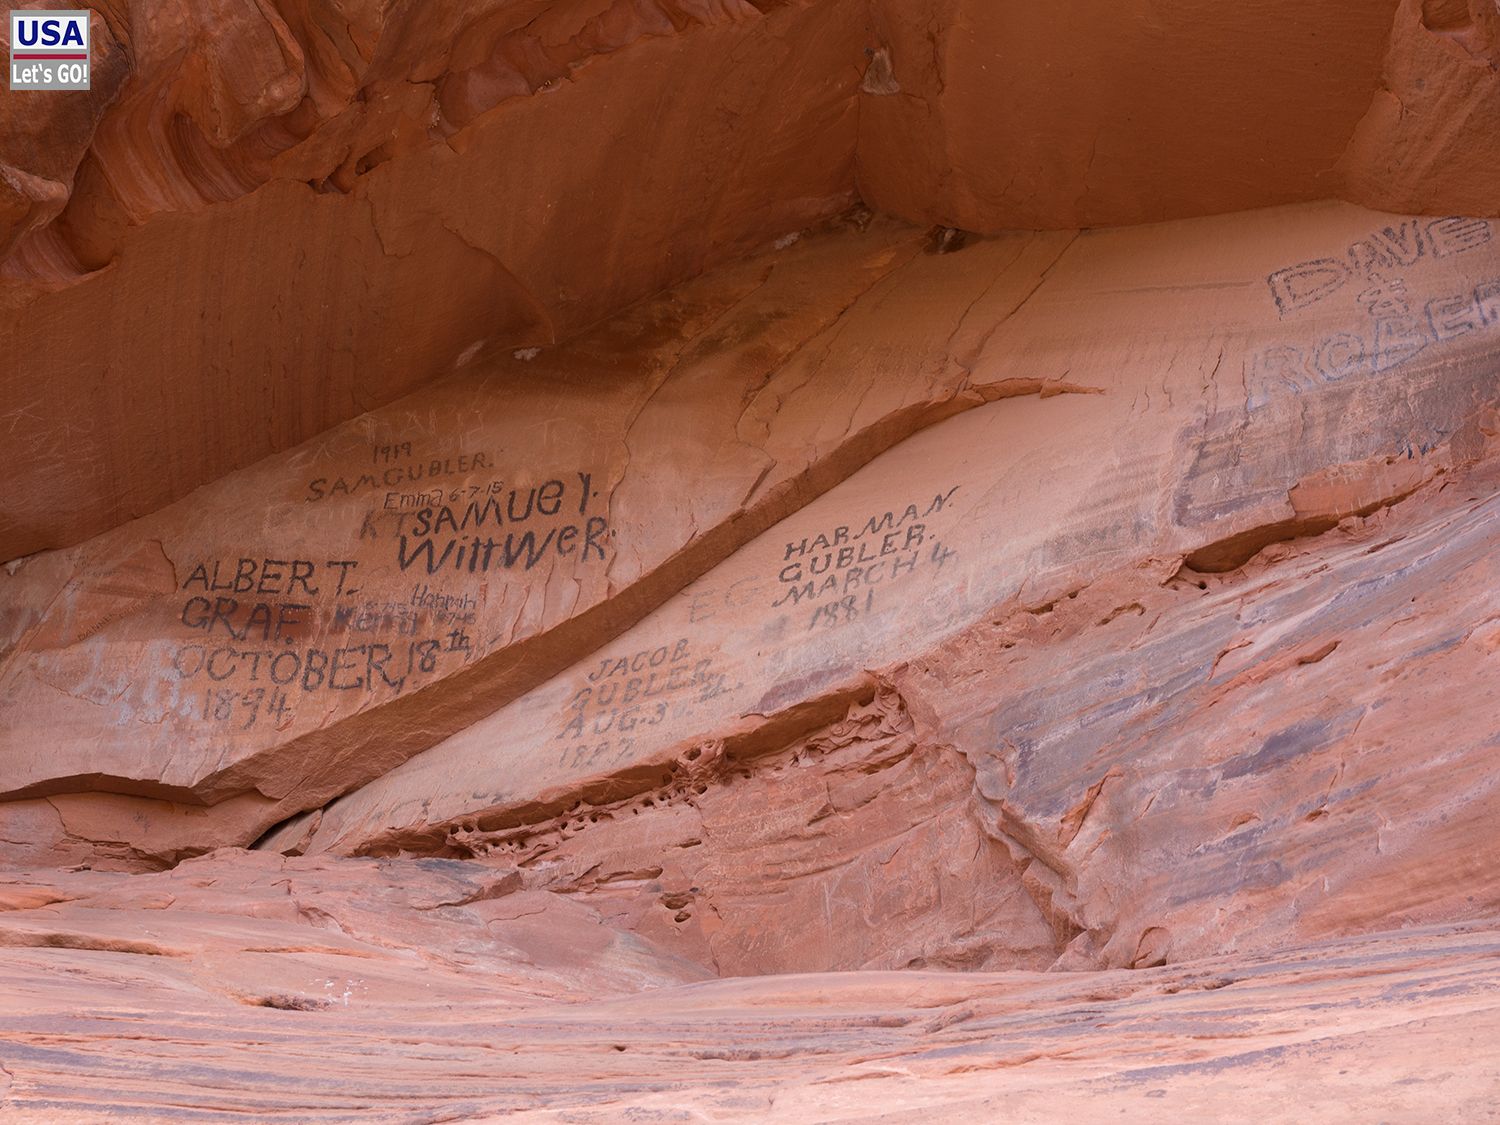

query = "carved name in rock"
[
  {"left": 1265, "top": 217, "right": 1493, "bottom": 315},
  {"left": 555, "top": 639, "right": 733, "bottom": 774},
  {"left": 1252, "top": 218, "right": 1499, "bottom": 404},
  {"left": 1175, "top": 209, "right": 1500, "bottom": 538},
  {"left": 305, "top": 447, "right": 496, "bottom": 502}
]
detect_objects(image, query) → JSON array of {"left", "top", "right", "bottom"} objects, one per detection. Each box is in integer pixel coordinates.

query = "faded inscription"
[
  {"left": 553, "top": 639, "right": 732, "bottom": 770},
  {"left": 1250, "top": 219, "right": 1500, "bottom": 409},
  {"left": 171, "top": 557, "right": 470, "bottom": 727}
]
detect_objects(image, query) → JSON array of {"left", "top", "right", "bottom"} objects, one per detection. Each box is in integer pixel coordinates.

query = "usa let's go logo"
[{"left": 9, "top": 9, "right": 90, "bottom": 90}]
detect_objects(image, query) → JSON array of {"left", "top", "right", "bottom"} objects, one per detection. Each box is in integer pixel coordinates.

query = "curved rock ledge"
[{"left": 3, "top": 4, "right": 1500, "bottom": 1118}]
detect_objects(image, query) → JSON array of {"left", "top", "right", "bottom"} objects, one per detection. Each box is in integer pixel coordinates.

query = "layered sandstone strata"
[
  {"left": 5, "top": 0, "right": 1500, "bottom": 559},
  {"left": 0, "top": 852, "right": 1497, "bottom": 1120},
  {"left": 3, "top": 2, "right": 1500, "bottom": 1120},
  {"left": 5, "top": 201, "right": 1500, "bottom": 880}
]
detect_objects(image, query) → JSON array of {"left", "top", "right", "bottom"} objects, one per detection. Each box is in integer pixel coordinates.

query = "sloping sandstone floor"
[
  {"left": 1, "top": 853, "right": 1498, "bottom": 1121},
  {"left": 5, "top": 1, "right": 1500, "bottom": 1120}
]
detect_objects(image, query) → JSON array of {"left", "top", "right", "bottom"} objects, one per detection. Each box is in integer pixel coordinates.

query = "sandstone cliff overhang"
[{"left": 3, "top": 2, "right": 1500, "bottom": 1120}]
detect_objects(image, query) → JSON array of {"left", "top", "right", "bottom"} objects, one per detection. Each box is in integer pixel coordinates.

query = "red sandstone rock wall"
[
  {"left": 1, "top": 0, "right": 867, "bottom": 558},
  {"left": 3, "top": 4, "right": 1500, "bottom": 1118},
  {"left": 4, "top": 201, "right": 1500, "bottom": 970},
  {"left": 5, "top": 0, "right": 1500, "bottom": 560}
]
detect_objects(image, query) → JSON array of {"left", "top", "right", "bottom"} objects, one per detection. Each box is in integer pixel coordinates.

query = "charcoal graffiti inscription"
[
  {"left": 170, "top": 556, "right": 471, "bottom": 726},
  {"left": 773, "top": 486, "right": 961, "bottom": 627},
  {"left": 306, "top": 447, "right": 493, "bottom": 502},
  {"left": 359, "top": 471, "right": 611, "bottom": 576},
  {"left": 554, "top": 639, "right": 732, "bottom": 770}
]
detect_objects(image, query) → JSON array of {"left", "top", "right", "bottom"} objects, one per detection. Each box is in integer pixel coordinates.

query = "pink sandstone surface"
[{"left": 2, "top": 1, "right": 1500, "bottom": 1119}]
